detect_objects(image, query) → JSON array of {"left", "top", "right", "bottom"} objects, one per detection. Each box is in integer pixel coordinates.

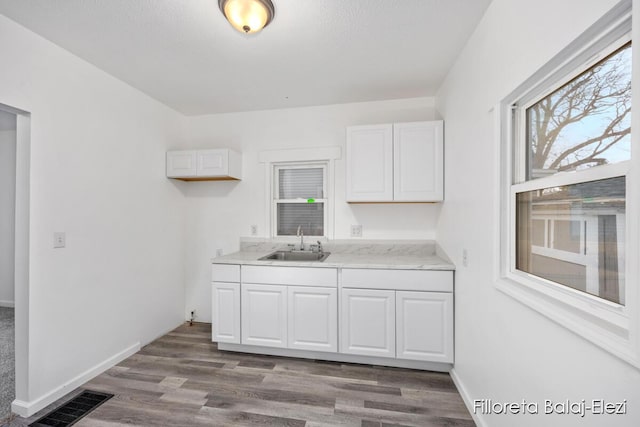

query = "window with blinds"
[{"left": 274, "top": 164, "right": 327, "bottom": 236}]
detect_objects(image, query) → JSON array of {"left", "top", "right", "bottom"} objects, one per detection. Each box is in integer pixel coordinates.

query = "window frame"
[
  {"left": 272, "top": 162, "right": 329, "bottom": 239},
  {"left": 497, "top": 2, "right": 640, "bottom": 367}
]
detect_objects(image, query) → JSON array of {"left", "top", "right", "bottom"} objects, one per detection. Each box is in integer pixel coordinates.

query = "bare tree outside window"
[
  {"left": 526, "top": 43, "right": 631, "bottom": 179},
  {"left": 516, "top": 42, "right": 631, "bottom": 305}
]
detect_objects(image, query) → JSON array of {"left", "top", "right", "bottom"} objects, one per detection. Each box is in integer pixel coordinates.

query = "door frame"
[{"left": 0, "top": 102, "right": 31, "bottom": 416}]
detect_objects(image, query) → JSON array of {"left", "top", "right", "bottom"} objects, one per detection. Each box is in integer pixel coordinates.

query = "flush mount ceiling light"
[{"left": 218, "top": 0, "right": 275, "bottom": 34}]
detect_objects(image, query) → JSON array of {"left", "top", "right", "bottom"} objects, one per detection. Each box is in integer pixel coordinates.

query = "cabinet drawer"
[
  {"left": 212, "top": 264, "right": 240, "bottom": 283},
  {"left": 341, "top": 268, "right": 452, "bottom": 292},
  {"left": 242, "top": 266, "right": 337, "bottom": 287}
]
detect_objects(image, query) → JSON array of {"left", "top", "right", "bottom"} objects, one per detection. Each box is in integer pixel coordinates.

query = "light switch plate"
[{"left": 53, "top": 232, "right": 66, "bottom": 248}]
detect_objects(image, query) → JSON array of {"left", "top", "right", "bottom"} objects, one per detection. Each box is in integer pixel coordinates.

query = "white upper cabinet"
[
  {"left": 345, "top": 121, "right": 443, "bottom": 202},
  {"left": 393, "top": 121, "right": 443, "bottom": 201},
  {"left": 346, "top": 125, "right": 393, "bottom": 202},
  {"left": 166, "top": 148, "right": 241, "bottom": 181},
  {"left": 166, "top": 150, "right": 197, "bottom": 178}
]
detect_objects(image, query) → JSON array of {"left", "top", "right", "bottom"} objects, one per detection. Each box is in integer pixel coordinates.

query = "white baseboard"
[
  {"left": 219, "top": 342, "right": 452, "bottom": 372},
  {"left": 450, "top": 368, "right": 488, "bottom": 427},
  {"left": 0, "top": 300, "right": 15, "bottom": 308},
  {"left": 11, "top": 342, "right": 140, "bottom": 418}
]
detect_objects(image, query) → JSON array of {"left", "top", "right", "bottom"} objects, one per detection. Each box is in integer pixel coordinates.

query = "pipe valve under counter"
[{"left": 211, "top": 243, "right": 454, "bottom": 372}]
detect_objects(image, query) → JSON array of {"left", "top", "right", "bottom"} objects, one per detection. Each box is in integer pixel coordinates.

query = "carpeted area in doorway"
[{"left": 0, "top": 307, "right": 15, "bottom": 422}]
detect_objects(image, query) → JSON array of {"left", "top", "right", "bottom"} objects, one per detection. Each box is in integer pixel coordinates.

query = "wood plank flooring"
[{"left": 7, "top": 323, "right": 474, "bottom": 426}]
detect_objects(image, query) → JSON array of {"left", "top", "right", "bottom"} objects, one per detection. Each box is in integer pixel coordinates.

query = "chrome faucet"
[{"left": 296, "top": 225, "right": 305, "bottom": 251}]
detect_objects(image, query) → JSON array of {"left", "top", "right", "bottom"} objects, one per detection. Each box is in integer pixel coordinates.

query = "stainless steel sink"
[{"left": 259, "top": 250, "right": 331, "bottom": 262}]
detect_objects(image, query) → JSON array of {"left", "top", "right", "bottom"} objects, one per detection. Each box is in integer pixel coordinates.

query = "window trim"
[
  {"left": 496, "top": 1, "right": 640, "bottom": 368},
  {"left": 258, "top": 146, "right": 340, "bottom": 242},
  {"left": 272, "top": 162, "right": 328, "bottom": 238}
]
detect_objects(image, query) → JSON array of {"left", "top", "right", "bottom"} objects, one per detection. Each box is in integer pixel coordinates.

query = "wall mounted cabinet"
[
  {"left": 166, "top": 148, "right": 242, "bottom": 181},
  {"left": 346, "top": 121, "right": 443, "bottom": 202}
]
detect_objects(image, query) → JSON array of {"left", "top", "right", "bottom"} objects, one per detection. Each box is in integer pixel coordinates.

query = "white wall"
[
  {"left": 436, "top": 0, "right": 640, "bottom": 426},
  {"left": 0, "top": 15, "right": 187, "bottom": 414},
  {"left": 0, "top": 112, "right": 16, "bottom": 306},
  {"left": 181, "top": 97, "right": 441, "bottom": 321}
]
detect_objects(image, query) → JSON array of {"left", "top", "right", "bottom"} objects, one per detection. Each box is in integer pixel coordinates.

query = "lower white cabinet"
[
  {"left": 396, "top": 291, "right": 453, "bottom": 363},
  {"left": 288, "top": 286, "right": 337, "bottom": 352},
  {"left": 340, "top": 288, "right": 396, "bottom": 358},
  {"left": 212, "top": 282, "right": 240, "bottom": 344},
  {"left": 241, "top": 284, "right": 288, "bottom": 348},
  {"left": 212, "top": 263, "right": 454, "bottom": 368}
]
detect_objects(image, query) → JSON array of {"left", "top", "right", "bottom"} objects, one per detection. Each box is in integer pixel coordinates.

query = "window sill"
[{"left": 495, "top": 275, "right": 639, "bottom": 369}]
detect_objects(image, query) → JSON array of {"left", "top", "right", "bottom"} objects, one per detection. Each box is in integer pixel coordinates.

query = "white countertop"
[{"left": 212, "top": 250, "right": 455, "bottom": 270}]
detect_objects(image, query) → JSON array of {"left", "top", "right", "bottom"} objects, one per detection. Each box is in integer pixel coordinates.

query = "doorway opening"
[{"left": 0, "top": 103, "right": 30, "bottom": 423}]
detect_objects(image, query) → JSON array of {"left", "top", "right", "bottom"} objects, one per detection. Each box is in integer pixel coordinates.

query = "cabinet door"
[
  {"left": 346, "top": 124, "right": 393, "bottom": 202},
  {"left": 287, "top": 287, "right": 337, "bottom": 352},
  {"left": 166, "top": 151, "right": 197, "bottom": 178},
  {"left": 393, "top": 121, "right": 443, "bottom": 201},
  {"left": 396, "top": 291, "right": 453, "bottom": 363},
  {"left": 340, "top": 289, "right": 395, "bottom": 358},
  {"left": 212, "top": 282, "right": 240, "bottom": 344},
  {"left": 241, "top": 284, "right": 287, "bottom": 348},
  {"left": 197, "top": 149, "right": 229, "bottom": 177}
]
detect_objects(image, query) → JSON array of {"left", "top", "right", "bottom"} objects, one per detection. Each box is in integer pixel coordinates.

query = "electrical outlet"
[
  {"left": 462, "top": 249, "right": 468, "bottom": 267},
  {"left": 350, "top": 224, "right": 363, "bottom": 238},
  {"left": 53, "top": 232, "right": 66, "bottom": 248},
  {"left": 250, "top": 225, "right": 258, "bottom": 236},
  {"left": 216, "top": 248, "right": 223, "bottom": 257}
]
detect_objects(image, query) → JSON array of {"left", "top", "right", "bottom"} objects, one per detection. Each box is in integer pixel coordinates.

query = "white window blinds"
[
  {"left": 275, "top": 165, "right": 327, "bottom": 236},
  {"left": 278, "top": 167, "right": 324, "bottom": 199}
]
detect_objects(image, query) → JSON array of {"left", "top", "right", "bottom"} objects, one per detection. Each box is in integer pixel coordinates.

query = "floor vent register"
[{"left": 30, "top": 390, "right": 114, "bottom": 426}]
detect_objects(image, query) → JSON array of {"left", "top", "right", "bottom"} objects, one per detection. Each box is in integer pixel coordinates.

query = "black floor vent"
[{"left": 30, "top": 390, "right": 114, "bottom": 426}]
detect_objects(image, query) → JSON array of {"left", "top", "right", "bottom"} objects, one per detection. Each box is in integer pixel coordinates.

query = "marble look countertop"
[{"left": 212, "top": 240, "right": 455, "bottom": 271}]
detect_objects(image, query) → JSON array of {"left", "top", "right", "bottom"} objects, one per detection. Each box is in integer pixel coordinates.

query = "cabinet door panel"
[
  {"left": 340, "top": 288, "right": 395, "bottom": 357},
  {"left": 346, "top": 125, "right": 393, "bottom": 202},
  {"left": 197, "top": 149, "right": 229, "bottom": 176},
  {"left": 396, "top": 291, "right": 453, "bottom": 362},
  {"left": 288, "top": 287, "right": 337, "bottom": 352},
  {"left": 241, "top": 284, "right": 287, "bottom": 348},
  {"left": 166, "top": 151, "right": 197, "bottom": 177},
  {"left": 393, "top": 121, "right": 443, "bottom": 201},
  {"left": 212, "top": 282, "right": 240, "bottom": 343}
]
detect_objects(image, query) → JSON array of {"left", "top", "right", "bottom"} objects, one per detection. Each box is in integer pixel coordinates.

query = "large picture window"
[
  {"left": 514, "top": 43, "right": 631, "bottom": 305},
  {"left": 499, "top": 2, "right": 638, "bottom": 365}
]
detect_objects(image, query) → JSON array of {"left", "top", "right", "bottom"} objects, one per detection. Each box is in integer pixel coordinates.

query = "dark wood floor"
[{"left": 8, "top": 323, "right": 474, "bottom": 426}]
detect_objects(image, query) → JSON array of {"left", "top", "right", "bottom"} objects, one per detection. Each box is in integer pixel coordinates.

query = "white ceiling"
[{"left": 0, "top": 0, "right": 491, "bottom": 116}]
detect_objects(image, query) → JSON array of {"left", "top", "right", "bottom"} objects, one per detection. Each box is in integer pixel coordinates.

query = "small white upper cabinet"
[
  {"left": 346, "top": 121, "right": 443, "bottom": 202},
  {"left": 393, "top": 122, "right": 443, "bottom": 201},
  {"left": 166, "top": 148, "right": 241, "bottom": 181},
  {"left": 345, "top": 124, "right": 393, "bottom": 202}
]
